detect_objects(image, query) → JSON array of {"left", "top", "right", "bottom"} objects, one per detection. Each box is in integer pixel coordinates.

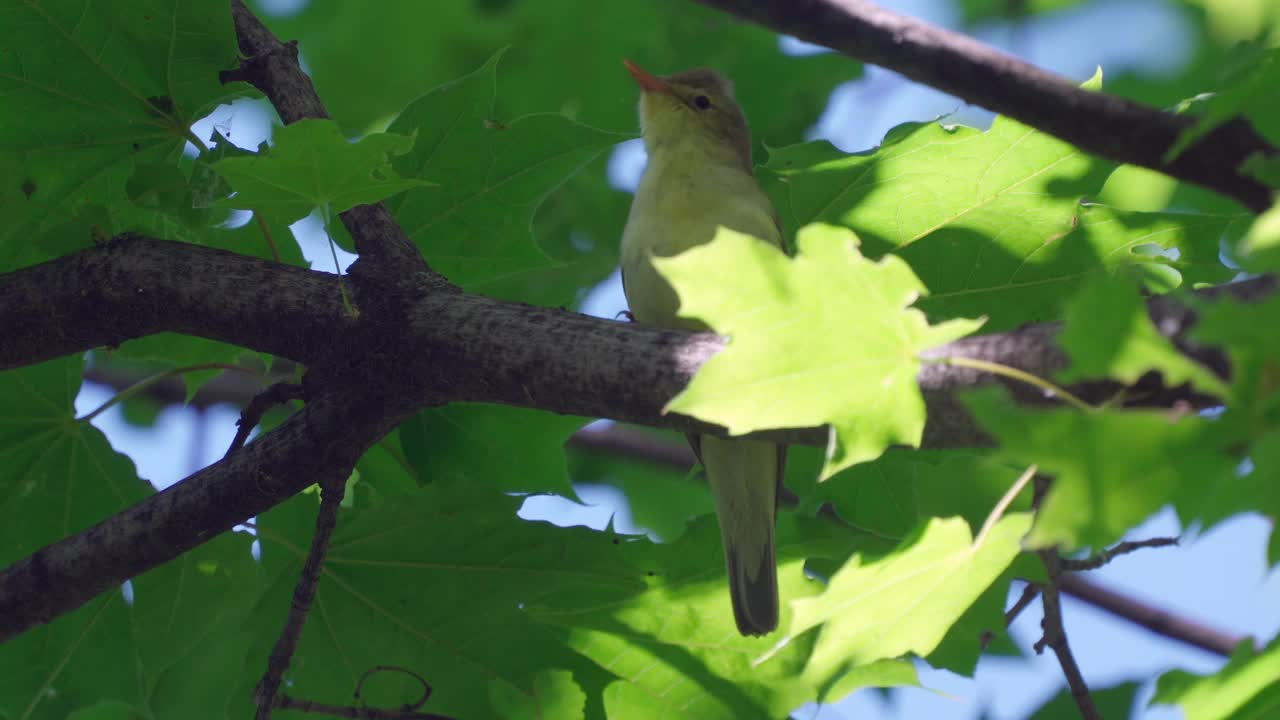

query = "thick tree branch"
[
  {"left": 4, "top": 235, "right": 1272, "bottom": 434},
  {"left": 222, "top": 0, "right": 441, "bottom": 280},
  {"left": 0, "top": 231, "right": 1270, "bottom": 639},
  {"left": 692, "top": 0, "right": 1276, "bottom": 212},
  {"left": 0, "top": 235, "right": 350, "bottom": 369},
  {"left": 0, "top": 383, "right": 413, "bottom": 643},
  {"left": 61, "top": 371, "right": 1251, "bottom": 663}
]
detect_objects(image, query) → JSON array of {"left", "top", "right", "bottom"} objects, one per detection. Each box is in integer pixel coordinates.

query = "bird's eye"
[{"left": 693, "top": 95, "right": 712, "bottom": 110}]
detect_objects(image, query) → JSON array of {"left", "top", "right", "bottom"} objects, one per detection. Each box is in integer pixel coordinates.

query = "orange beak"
[{"left": 623, "top": 59, "right": 672, "bottom": 95}]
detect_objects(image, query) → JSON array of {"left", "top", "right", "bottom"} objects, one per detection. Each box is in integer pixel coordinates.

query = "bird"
[{"left": 620, "top": 59, "right": 785, "bottom": 636}]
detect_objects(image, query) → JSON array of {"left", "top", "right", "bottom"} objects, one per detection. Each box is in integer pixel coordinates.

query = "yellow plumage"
[{"left": 621, "top": 61, "right": 785, "bottom": 636}]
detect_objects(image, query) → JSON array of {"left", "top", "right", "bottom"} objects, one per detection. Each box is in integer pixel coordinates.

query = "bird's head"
[{"left": 624, "top": 60, "right": 752, "bottom": 172}]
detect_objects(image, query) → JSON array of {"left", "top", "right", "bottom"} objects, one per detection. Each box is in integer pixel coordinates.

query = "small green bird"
[{"left": 620, "top": 60, "right": 785, "bottom": 636}]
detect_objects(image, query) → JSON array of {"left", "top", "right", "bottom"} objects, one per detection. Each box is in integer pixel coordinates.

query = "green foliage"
[
  {"left": 384, "top": 51, "right": 627, "bottom": 300},
  {"left": 656, "top": 224, "right": 982, "bottom": 478},
  {"left": 801, "top": 450, "right": 1032, "bottom": 541},
  {"left": 1238, "top": 201, "right": 1280, "bottom": 271},
  {"left": 1033, "top": 681, "right": 1139, "bottom": 719},
  {"left": 2, "top": 1, "right": 1279, "bottom": 719},
  {"left": 1169, "top": 43, "right": 1280, "bottom": 160},
  {"left": 211, "top": 119, "right": 434, "bottom": 224},
  {"left": 568, "top": 440, "right": 713, "bottom": 542},
  {"left": 490, "top": 669, "right": 588, "bottom": 720},
  {"left": 959, "top": 0, "right": 1088, "bottom": 23},
  {"left": 399, "top": 403, "right": 587, "bottom": 495},
  {"left": 1058, "top": 272, "right": 1229, "bottom": 397},
  {"left": 762, "top": 72, "right": 1242, "bottom": 331},
  {"left": 0, "top": 0, "right": 248, "bottom": 268},
  {"left": 966, "top": 388, "right": 1239, "bottom": 550},
  {"left": 777, "top": 513, "right": 1030, "bottom": 687},
  {"left": 0, "top": 357, "right": 152, "bottom": 564},
  {"left": 1153, "top": 636, "right": 1280, "bottom": 720}
]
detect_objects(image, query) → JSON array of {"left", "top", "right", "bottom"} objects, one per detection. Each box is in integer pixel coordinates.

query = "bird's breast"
[{"left": 621, "top": 156, "right": 780, "bottom": 329}]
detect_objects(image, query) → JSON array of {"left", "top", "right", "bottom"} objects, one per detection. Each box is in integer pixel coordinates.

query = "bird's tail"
[{"left": 695, "top": 434, "right": 781, "bottom": 636}]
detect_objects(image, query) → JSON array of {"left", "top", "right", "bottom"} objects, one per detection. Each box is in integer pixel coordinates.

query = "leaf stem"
[
  {"left": 933, "top": 356, "right": 1094, "bottom": 411},
  {"left": 320, "top": 206, "right": 357, "bottom": 317},
  {"left": 183, "top": 126, "right": 209, "bottom": 155},
  {"left": 973, "top": 464, "right": 1036, "bottom": 548},
  {"left": 253, "top": 211, "right": 282, "bottom": 263},
  {"left": 77, "top": 363, "right": 256, "bottom": 423}
]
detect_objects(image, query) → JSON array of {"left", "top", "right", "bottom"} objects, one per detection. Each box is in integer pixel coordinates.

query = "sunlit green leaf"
[
  {"left": 656, "top": 223, "right": 982, "bottom": 478},
  {"left": 541, "top": 512, "right": 907, "bottom": 718},
  {"left": 762, "top": 72, "right": 1234, "bottom": 330},
  {"left": 1237, "top": 201, "right": 1280, "bottom": 271},
  {"left": 242, "top": 482, "right": 900, "bottom": 719},
  {"left": 965, "top": 388, "right": 1239, "bottom": 550},
  {"left": 1153, "top": 636, "right": 1280, "bottom": 720},
  {"left": 775, "top": 514, "right": 1031, "bottom": 687},
  {"left": 489, "top": 669, "right": 587, "bottom": 720}
]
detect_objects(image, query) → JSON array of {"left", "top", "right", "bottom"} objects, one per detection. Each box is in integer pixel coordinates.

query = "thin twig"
[
  {"left": 226, "top": 382, "right": 305, "bottom": 457},
  {"left": 981, "top": 580, "right": 1041, "bottom": 650},
  {"left": 275, "top": 694, "right": 452, "bottom": 719},
  {"left": 254, "top": 476, "right": 348, "bottom": 718},
  {"left": 1059, "top": 573, "right": 1248, "bottom": 657},
  {"left": 1035, "top": 562, "right": 1100, "bottom": 720},
  {"left": 270, "top": 664, "right": 453, "bottom": 719},
  {"left": 1031, "top": 476, "right": 1101, "bottom": 720},
  {"left": 1061, "top": 537, "right": 1179, "bottom": 571},
  {"left": 353, "top": 666, "right": 432, "bottom": 709},
  {"left": 1005, "top": 581, "right": 1042, "bottom": 627}
]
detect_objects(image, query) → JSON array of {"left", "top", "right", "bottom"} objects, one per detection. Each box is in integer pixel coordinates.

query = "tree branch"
[
  {"left": 1058, "top": 573, "right": 1249, "bottom": 657},
  {"left": 0, "top": 230, "right": 1270, "bottom": 640},
  {"left": 65, "top": 368, "right": 1249, "bottom": 662},
  {"left": 0, "top": 381, "right": 412, "bottom": 642},
  {"left": 0, "top": 235, "right": 349, "bottom": 369},
  {"left": 222, "top": 0, "right": 443, "bottom": 280},
  {"left": 227, "top": 382, "right": 306, "bottom": 456},
  {"left": 691, "top": 0, "right": 1276, "bottom": 212},
  {"left": 3, "top": 235, "right": 1271, "bottom": 435},
  {"left": 255, "top": 475, "right": 346, "bottom": 718},
  {"left": 1060, "top": 537, "right": 1179, "bottom": 572},
  {"left": 1033, "top": 476, "right": 1101, "bottom": 720},
  {"left": 10, "top": 234, "right": 1262, "bottom": 438}
]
